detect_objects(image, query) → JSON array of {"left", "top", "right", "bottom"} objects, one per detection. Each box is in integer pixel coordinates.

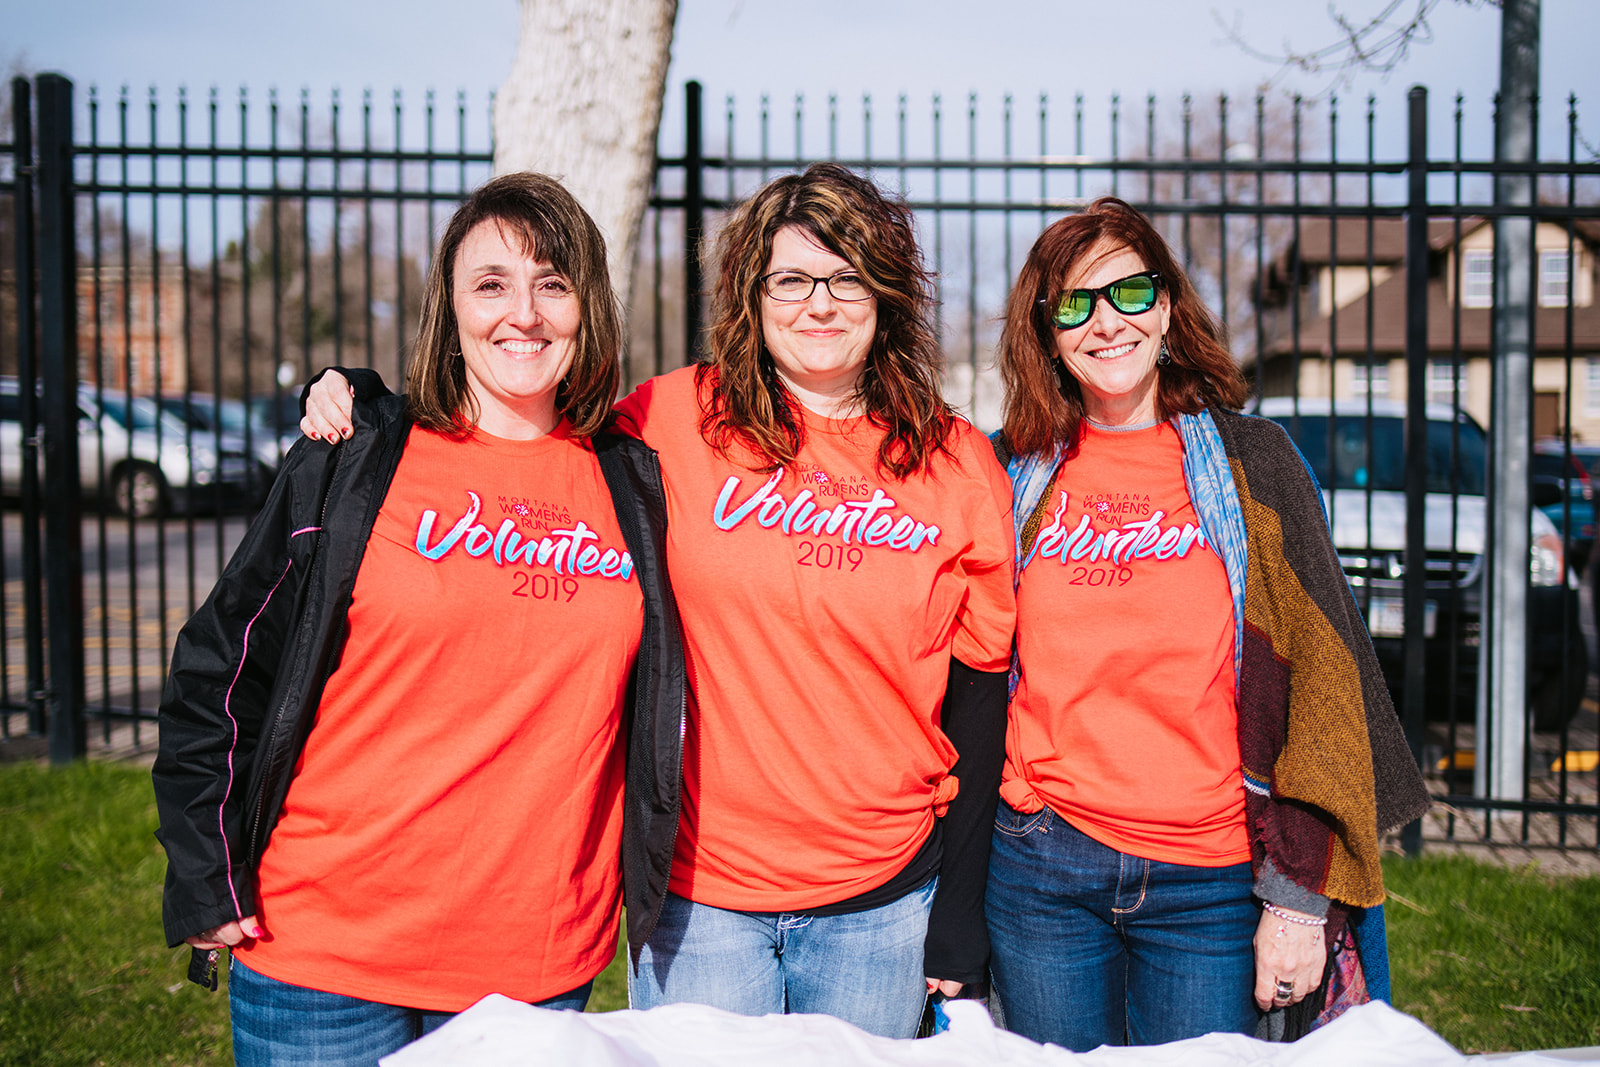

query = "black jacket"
[{"left": 152, "top": 393, "right": 686, "bottom": 955}]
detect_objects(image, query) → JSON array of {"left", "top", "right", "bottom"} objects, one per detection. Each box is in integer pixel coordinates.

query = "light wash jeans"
[
  {"left": 228, "top": 957, "right": 592, "bottom": 1067},
  {"left": 986, "top": 801, "right": 1259, "bottom": 1051},
  {"left": 628, "top": 877, "right": 936, "bottom": 1039}
]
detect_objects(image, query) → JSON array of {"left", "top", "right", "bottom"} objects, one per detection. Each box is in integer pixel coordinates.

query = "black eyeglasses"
[
  {"left": 1038, "top": 271, "right": 1161, "bottom": 330},
  {"left": 760, "top": 270, "right": 873, "bottom": 303}
]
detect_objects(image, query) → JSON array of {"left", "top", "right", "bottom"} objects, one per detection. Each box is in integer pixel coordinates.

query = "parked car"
[
  {"left": 158, "top": 394, "right": 281, "bottom": 498},
  {"left": 1530, "top": 444, "right": 1596, "bottom": 572},
  {"left": 247, "top": 389, "right": 306, "bottom": 468},
  {"left": 1257, "top": 397, "right": 1588, "bottom": 731},
  {"left": 0, "top": 378, "right": 263, "bottom": 519},
  {"left": 1535, "top": 438, "right": 1600, "bottom": 483}
]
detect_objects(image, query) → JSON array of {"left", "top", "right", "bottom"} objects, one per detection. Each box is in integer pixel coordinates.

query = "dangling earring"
[{"left": 1156, "top": 337, "right": 1172, "bottom": 366}]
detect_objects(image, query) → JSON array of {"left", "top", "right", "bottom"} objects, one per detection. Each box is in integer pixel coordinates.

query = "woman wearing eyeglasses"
[
  {"left": 301, "top": 164, "right": 1015, "bottom": 1039},
  {"left": 987, "top": 197, "right": 1428, "bottom": 1051}
]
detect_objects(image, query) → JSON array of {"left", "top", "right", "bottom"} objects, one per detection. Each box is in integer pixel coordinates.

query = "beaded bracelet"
[{"left": 1263, "top": 901, "right": 1328, "bottom": 926}]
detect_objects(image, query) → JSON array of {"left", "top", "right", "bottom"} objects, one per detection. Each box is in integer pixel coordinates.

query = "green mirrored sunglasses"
[{"left": 1038, "top": 271, "right": 1161, "bottom": 330}]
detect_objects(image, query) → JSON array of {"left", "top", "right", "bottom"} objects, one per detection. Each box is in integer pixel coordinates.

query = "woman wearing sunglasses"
[
  {"left": 988, "top": 197, "right": 1428, "bottom": 1050},
  {"left": 300, "top": 164, "right": 1015, "bottom": 1039}
]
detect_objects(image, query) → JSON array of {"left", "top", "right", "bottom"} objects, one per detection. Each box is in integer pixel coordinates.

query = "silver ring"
[{"left": 1274, "top": 979, "right": 1294, "bottom": 1000}]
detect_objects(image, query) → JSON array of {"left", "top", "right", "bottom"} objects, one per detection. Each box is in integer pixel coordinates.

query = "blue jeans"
[
  {"left": 986, "top": 802, "right": 1259, "bottom": 1051},
  {"left": 628, "top": 878, "right": 935, "bottom": 1039},
  {"left": 228, "top": 957, "right": 593, "bottom": 1067}
]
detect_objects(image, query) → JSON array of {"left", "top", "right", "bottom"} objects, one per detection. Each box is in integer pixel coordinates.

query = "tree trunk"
[{"left": 495, "top": 0, "right": 678, "bottom": 307}]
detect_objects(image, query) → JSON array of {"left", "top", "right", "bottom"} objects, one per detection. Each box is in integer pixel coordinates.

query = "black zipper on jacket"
[
  {"left": 634, "top": 661, "right": 688, "bottom": 951},
  {"left": 651, "top": 449, "right": 688, "bottom": 947},
  {"left": 647, "top": 461, "right": 688, "bottom": 945}
]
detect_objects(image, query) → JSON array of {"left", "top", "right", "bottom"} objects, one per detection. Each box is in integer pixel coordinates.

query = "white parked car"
[
  {"left": 1255, "top": 397, "right": 1587, "bottom": 731},
  {"left": 0, "top": 378, "right": 262, "bottom": 519}
]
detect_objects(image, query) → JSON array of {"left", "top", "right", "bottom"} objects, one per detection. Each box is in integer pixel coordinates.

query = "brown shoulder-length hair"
[
  {"left": 698, "top": 163, "right": 954, "bottom": 479},
  {"left": 406, "top": 171, "right": 622, "bottom": 437},
  {"left": 997, "top": 197, "right": 1247, "bottom": 456}
]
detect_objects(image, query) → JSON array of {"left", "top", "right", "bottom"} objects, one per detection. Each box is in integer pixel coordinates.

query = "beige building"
[{"left": 1255, "top": 216, "right": 1600, "bottom": 443}]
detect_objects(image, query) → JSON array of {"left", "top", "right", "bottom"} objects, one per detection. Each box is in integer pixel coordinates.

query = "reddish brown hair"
[
  {"left": 998, "top": 197, "right": 1247, "bottom": 456},
  {"left": 697, "top": 163, "right": 954, "bottom": 478}
]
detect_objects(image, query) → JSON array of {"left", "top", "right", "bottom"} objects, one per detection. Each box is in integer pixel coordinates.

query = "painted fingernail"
[
  {"left": 246, "top": 922, "right": 264, "bottom": 938},
  {"left": 341, "top": 427, "right": 352, "bottom": 439},
  {"left": 309, "top": 431, "right": 319, "bottom": 441}
]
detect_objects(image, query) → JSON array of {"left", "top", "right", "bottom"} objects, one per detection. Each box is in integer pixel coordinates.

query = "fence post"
[
  {"left": 11, "top": 76, "right": 49, "bottom": 740},
  {"left": 33, "top": 73, "right": 86, "bottom": 765},
  {"left": 1401, "top": 85, "right": 1429, "bottom": 856},
  {"left": 683, "top": 79, "right": 703, "bottom": 365}
]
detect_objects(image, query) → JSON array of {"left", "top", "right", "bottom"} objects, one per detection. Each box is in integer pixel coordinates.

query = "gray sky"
[{"left": 3, "top": 0, "right": 1594, "bottom": 127}]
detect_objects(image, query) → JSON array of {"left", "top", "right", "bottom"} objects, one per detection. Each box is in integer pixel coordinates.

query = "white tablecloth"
[{"left": 380, "top": 996, "right": 1588, "bottom": 1066}]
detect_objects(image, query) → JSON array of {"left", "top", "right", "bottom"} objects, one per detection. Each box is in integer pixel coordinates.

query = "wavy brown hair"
[
  {"left": 698, "top": 163, "right": 954, "bottom": 478},
  {"left": 998, "top": 197, "right": 1247, "bottom": 456},
  {"left": 406, "top": 172, "right": 622, "bottom": 437}
]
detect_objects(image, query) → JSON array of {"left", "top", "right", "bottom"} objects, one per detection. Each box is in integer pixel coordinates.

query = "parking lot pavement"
[
  {"left": 2, "top": 510, "right": 249, "bottom": 752},
  {"left": 1403, "top": 690, "right": 1600, "bottom": 875}
]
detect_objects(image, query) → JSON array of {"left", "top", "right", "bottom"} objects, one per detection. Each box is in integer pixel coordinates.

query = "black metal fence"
[
  {"left": 3, "top": 73, "right": 1597, "bottom": 854},
  {"left": 0, "top": 74, "right": 494, "bottom": 760}
]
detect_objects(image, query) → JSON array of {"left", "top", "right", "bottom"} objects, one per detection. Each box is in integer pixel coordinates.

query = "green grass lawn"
[
  {"left": 1382, "top": 851, "right": 1600, "bottom": 1053},
  {"left": 2, "top": 759, "right": 1596, "bottom": 1063},
  {"left": 0, "top": 760, "right": 230, "bottom": 1066}
]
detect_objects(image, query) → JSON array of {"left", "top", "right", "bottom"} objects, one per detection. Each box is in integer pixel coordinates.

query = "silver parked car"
[{"left": 0, "top": 378, "right": 263, "bottom": 519}]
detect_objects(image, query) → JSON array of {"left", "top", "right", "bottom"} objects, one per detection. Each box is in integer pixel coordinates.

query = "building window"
[
  {"left": 1456, "top": 249, "right": 1575, "bottom": 308},
  {"left": 1351, "top": 361, "right": 1389, "bottom": 398},
  {"left": 1540, "top": 250, "right": 1572, "bottom": 307},
  {"left": 1461, "top": 249, "right": 1493, "bottom": 308},
  {"left": 1587, "top": 359, "right": 1600, "bottom": 417},
  {"left": 1429, "top": 360, "right": 1467, "bottom": 406}
]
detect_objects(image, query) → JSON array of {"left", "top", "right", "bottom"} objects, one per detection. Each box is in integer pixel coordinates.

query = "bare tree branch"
[{"left": 1215, "top": 0, "right": 1501, "bottom": 93}]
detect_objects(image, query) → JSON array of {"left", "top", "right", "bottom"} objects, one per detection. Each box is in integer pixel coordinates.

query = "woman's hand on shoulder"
[
  {"left": 1252, "top": 904, "right": 1327, "bottom": 1011},
  {"left": 301, "top": 372, "right": 355, "bottom": 442},
  {"left": 184, "top": 914, "right": 263, "bottom": 951}
]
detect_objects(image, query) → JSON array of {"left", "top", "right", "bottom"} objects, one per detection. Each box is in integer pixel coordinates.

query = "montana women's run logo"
[{"left": 792, "top": 462, "right": 871, "bottom": 499}]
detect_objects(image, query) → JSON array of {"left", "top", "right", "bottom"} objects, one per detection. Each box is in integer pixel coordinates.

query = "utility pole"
[{"left": 1479, "top": 0, "right": 1540, "bottom": 808}]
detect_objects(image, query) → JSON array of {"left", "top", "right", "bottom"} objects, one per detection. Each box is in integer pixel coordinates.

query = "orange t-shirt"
[
  {"left": 237, "top": 424, "right": 642, "bottom": 1010},
  {"left": 613, "top": 367, "right": 1015, "bottom": 911},
  {"left": 1001, "top": 421, "right": 1249, "bottom": 867}
]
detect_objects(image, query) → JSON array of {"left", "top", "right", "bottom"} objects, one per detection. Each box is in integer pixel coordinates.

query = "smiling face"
[
  {"left": 759, "top": 225, "right": 877, "bottom": 418},
  {"left": 1052, "top": 238, "right": 1172, "bottom": 427},
  {"left": 452, "top": 219, "right": 581, "bottom": 439}
]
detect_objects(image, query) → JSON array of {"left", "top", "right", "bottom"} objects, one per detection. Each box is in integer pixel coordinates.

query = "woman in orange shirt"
[
  {"left": 155, "top": 173, "right": 681, "bottom": 1066},
  {"left": 988, "top": 198, "right": 1428, "bottom": 1050}
]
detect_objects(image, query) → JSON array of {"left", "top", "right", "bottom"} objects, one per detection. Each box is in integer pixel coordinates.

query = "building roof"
[
  {"left": 1280, "top": 217, "right": 1472, "bottom": 268},
  {"left": 1261, "top": 265, "right": 1600, "bottom": 357},
  {"left": 1258, "top": 214, "right": 1600, "bottom": 359}
]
